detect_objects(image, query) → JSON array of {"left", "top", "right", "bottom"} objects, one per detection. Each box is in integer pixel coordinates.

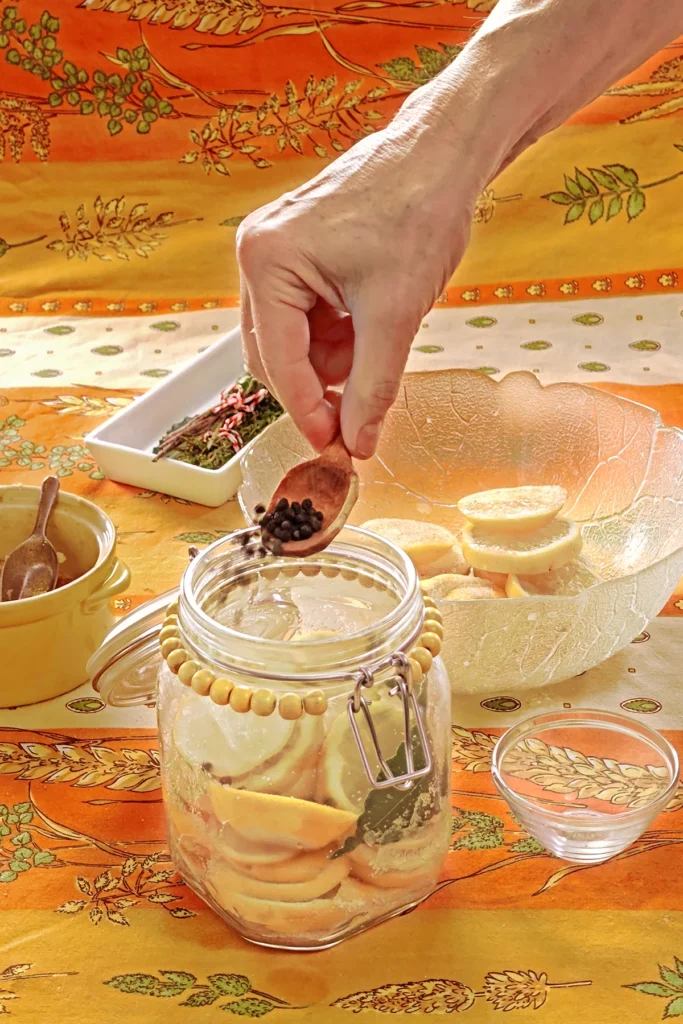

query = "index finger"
[{"left": 250, "top": 290, "right": 337, "bottom": 451}]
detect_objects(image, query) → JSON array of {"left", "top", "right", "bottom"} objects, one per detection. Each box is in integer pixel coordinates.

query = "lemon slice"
[
  {"left": 461, "top": 519, "right": 582, "bottom": 575},
  {"left": 212, "top": 879, "right": 371, "bottom": 937},
  {"left": 419, "top": 541, "right": 469, "bottom": 577},
  {"left": 219, "top": 822, "right": 300, "bottom": 865},
  {"left": 208, "top": 785, "right": 357, "bottom": 851},
  {"left": 349, "top": 838, "right": 444, "bottom": 890},
  {"left": 362, "top": 519, "right": 455, "bottom": 569},
  {"left": 173, "top": 693, "right": 295, "bottom": 781},
  {"left": 446, "top": 585, "right": 505, "bottom": 601},
  {"left": 230, "top": 846, "right": 341, "bottom": 884},
  {"left": 473, "top": 569, "right": 509, "bottom": 589},
  {"left": 458, "top": 485, "right": 568, "bottom": 532},
  {"left": 320, "top": 697, "right": 407, "bottom": 813},
  {"left": 420, "top": 574, "right": 487, "bottom": 600},
  {"left": 241, "top": 714, "right": 324, "bottom": 797},
  {"left": 209, "top": 855, "right": 349, "bottom": 904},
  {"left": 519, "top": 556, "right": 601, "bottom": 596},
  {"left": 505, "top": 574, "right": 534, "bottom": 598}
]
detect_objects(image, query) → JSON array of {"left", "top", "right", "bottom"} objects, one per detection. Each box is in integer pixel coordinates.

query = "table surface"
[{"left": 1, "top": 297, "right": 682, "bottom": 1024}]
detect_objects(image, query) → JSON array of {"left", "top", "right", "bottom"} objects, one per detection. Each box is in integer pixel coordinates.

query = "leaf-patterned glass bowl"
[{"left": 238, "top": 371, "right": 683, "bottom": 693}]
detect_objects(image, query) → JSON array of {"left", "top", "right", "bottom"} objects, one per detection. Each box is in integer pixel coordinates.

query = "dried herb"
[
  {"left": 153, "top": 375, "right": 282, "bottom": 470},
  {"left": 331, "top": 729, "right": 442, "bottom": 858}
]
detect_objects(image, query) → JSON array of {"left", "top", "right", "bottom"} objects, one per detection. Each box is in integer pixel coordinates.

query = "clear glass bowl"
[
  {"left": 491, "top": 709, "right": 679, "bottom": 864},
  {"left": 238, "top": 371, "right": 683, "bottom": 694}
]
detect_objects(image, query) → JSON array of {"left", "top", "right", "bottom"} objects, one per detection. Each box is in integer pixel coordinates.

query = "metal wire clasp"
[{"left": 347, "top": 652, "right": 432, "bottom": 791}]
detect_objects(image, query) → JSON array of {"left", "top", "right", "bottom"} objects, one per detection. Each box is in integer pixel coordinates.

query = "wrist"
[{"left": 391, "top": 0, "right": 683, "bottom": 193}]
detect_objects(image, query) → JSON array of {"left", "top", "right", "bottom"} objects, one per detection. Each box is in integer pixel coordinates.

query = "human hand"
[{"left": 237, "top": 110, "right": 483, "bottom": 459}]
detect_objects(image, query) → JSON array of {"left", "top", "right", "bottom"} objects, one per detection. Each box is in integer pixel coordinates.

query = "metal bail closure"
[{"left": 347, "top": 652, "right": 432, "bottom": 791}]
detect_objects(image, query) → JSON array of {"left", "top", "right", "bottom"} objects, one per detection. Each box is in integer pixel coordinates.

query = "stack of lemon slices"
[
  {"left": 363, "top": 486, "right": 597, "bottom": 602},
  {"left": 166, "top": 688, "right": 447, "bottom": 941}
]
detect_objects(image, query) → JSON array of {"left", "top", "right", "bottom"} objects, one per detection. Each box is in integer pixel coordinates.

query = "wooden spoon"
[
  {"left": 262, "top": 433, "right": 359, "bottom": 557},
  {"left": 1, "top": 476, "right": 61, "bottom": 602}
]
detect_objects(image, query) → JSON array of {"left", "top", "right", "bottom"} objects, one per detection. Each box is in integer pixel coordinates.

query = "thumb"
[{"left": 341, "top": 300, "right": 417, "bottom": 459}]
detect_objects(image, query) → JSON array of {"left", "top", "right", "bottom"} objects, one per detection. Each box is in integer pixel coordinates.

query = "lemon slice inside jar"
[
  {"left": 241, "top": 714, "right": 324, "bottom": 798},
  {"left": 172, "top": 693, "right": 297, "bottom": 780},
  {"left": 461, "top": 519, "right": 582, "bottom": 575},
  {"left": 208, "top": 856, "right": 350, "bottom": 904},
  {"left": 208, "top": 785, "right": 357, "bottom": 850},
  {"left": 320, "top": 697, "right": 407, "bottom": 814},
  {"left": 458, "top": 485, "right": 568, "bottom": 532}
]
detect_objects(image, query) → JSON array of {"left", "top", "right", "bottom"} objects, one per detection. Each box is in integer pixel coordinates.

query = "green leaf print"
[
  {"left": 221, "top": 998, "right": 275, "bottom": 1017},
  {"left": 520, "top": 341, "right": 552, "bottom": 351},
  {"left": 564, "top": 174, "right": 583, "bottom": 198},
  {"left": 475, "top": 366, "right": 499, "bottom": 376},
  {"left": 66, "top": 697, "right": 105, "bottom": 713},
  {"left": 210, "top": 975, "right": 252, "bottom": 997},
  {"left": 575, "top": 167, "right": 599, "bottom": 195},
  {"left": 91, "top": 345, "right": 123, "bottom": 356},
  {"left": 480, "top": 696, "right": 521, "bottom": 712},
  {"left": 621, "top": 698, "right": 661, "bottom": 714},
  {"left": 104, "top": 971, "right": 291, "bottom": 1014},
  {"left": 606, "top": 163, "right": 639, "bottom": 187},
  {"left": 182, "top": 990, "right": 221, "bottom": 1007},
  {"left": 151, "top": 321, "right": 180, "bottom": 332},
  {"left": 544, "top": 191, "right": 575, "bottom": 205},
  {"left": 509, "top": 837, "right": 545, "bottom": 854},
  {"left": 606, "top": 194, "right": 623, "bottom": 221},
  {"left": 31, "top": 369, "right": 62, "bottom": 378},
  {"left": 466, "top": 317, "right": 497, "bottom": 328},
  {"left": 588, "top": 167, "right": 620, "bottom": 191},
  {"left": 452, "top": 808, "right": 505, "bottom": 851},
  {"left": 377, "top": 43, "right": 462, "bottom": 86},
  {"left": 627, "top": 189, "right": 646, "bottom": 220},
  {"left": 624, "top": 956, "right": 683, "bottom": 1017},
  {"left": 140, "top": 369, "right": 171, "bottom": 378},
  {"left": 542, "top": 158, "right": 683, "bottom": 225},
  {"left": 158, "top": 971, "right": 195, "bottom": 990},
  {"left": 44, "top": 325, "right": 74, "bottom": 335},
  {"left": 573, "top": 313, "right": 604, "bottom": 326},
  {"left": 219, "top": 216, "right": 247, "bottom": 227},
  {"left": 579, "top": 362, "right": 610, "bottom": 372},
  {"left": 174, "top": 532, "right": 225, "bottom": 545},
  {"left": 413, "top": 344, "right": 444, "bottom": 354},
  {"left": 565, "top": 202, "right": 585, "bottom": 223},
  {"left": 629, "top": 340, "right": 661, "bottom": 351},
  {"left": 630, "top": 983, "right": 678, "bottom": 998}
]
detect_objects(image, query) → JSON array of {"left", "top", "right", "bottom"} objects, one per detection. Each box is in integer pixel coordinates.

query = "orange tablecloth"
[{"left": 1, "top": 297, "right": 683, "bottom": 1023}]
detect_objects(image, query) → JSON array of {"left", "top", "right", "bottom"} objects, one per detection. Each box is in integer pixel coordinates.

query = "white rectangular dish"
[{"left": 86, "top": 327, "right": 254, "bottom": 507}]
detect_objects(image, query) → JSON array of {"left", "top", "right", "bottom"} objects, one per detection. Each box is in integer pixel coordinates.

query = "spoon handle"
[
  {"left": 33, "top": 475, "right": 60, "bottom": 538},
  {"left": 322, "top": 433, "right": 353, "bottom": 468}
]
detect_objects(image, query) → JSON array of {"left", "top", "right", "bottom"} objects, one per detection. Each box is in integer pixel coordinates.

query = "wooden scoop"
[
  {"left": 1, "top": 476, "right": 60, "bottom": 602},
  {"left": 263, "top": 433, "right": 359, "bottom": 557}
]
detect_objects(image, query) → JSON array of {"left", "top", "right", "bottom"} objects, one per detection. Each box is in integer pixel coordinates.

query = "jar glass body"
[{"left": 157, "top": 527, "right": 452, "bottom": 950}]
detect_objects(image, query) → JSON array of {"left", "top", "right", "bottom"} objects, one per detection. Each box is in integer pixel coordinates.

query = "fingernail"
[{"left": 355, "top": 420, "right": 381, "bottom": 459}]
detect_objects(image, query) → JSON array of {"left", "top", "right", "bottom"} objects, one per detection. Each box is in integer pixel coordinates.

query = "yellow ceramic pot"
[{"left": 0, "top": 485, "right": 130, "bottom": 707}]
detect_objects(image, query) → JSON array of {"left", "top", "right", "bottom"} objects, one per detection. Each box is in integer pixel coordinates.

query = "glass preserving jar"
[{"left": 90, "top": 526, "right": 451, "bottom": 951}]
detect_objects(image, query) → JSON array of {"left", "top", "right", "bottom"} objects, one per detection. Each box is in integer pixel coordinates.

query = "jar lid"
[{"left": 88, "top": 588, "right": 177, "bottom": 706}]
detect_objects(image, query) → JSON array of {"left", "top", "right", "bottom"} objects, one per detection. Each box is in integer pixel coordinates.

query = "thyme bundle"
[{"left": 153, "top": 375, "right": 283, "bottom": 470}]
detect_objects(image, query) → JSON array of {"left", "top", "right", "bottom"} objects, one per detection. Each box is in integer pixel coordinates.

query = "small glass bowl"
[{"left": 491, "top": 709, "right": 679, "bottom": 864}]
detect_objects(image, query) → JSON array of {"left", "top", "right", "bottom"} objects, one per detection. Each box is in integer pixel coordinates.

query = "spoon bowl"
[
  {"left": 263, "top": 434, "right": 359, "bottom": 557},
  {"left": 0, "top": 476, "right": 60, "bottom": 602}
]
